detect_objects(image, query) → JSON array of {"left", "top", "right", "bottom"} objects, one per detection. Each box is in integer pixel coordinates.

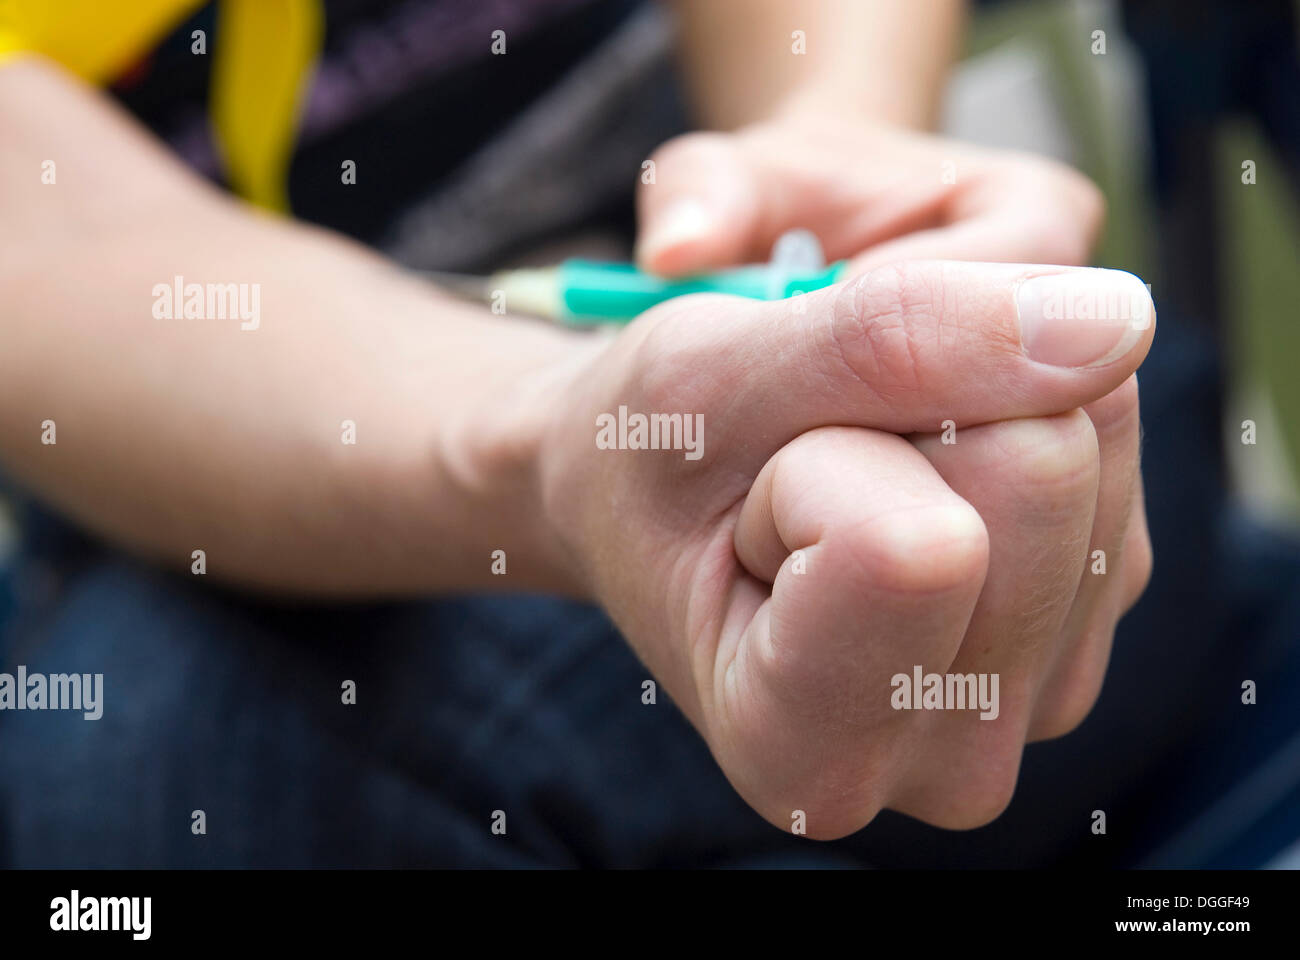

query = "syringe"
[{"left": 422, "top": 229, "right": 846, "bottom": 325}]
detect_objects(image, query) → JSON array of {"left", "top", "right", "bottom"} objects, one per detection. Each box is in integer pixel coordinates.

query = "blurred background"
[{"left": 956, "top": 0, "right": 1300, "bottom": 526}]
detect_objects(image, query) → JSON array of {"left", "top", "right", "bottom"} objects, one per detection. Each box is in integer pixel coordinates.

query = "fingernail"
[
  {"left": 637, "top": 199, "right": 712, "bottom": 262},
  {"left": 1016, "top": 269, "right": 1153, "bottom": 368}
]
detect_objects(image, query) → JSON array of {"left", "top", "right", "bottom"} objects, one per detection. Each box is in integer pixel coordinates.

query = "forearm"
[
  {"left": 670, "top": 0, "right": 965, "bottom": 130},
  {"left": 0, "top": 57, "right": 590, "bottom": 596}
]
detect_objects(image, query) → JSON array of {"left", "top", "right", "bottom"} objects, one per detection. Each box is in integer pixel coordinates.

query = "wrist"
[
  {"left": 432, "top": 316, "right": 604, "bottom": 599},
  {"left": 767, "top": 82, "right": 936, "bottom": 133}
]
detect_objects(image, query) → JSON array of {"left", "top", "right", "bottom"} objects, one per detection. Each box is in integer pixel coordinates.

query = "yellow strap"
[
  {"left": 0, "top": 0, "right": 204, "bottom": 80},
  {"left": 210, "top": 0, "right": 323, "bottom": 213},
  {"left": 0, "top": 0, "right": 324, "bottom": 214}
]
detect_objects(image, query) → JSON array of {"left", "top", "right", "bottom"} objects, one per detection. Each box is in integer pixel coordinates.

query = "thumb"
[
  {"left": 676, "top": 261, "right": 1155, "bottom": 453},
  {"left": 636, "top": 133, "right": 764, "bottom": 275}
]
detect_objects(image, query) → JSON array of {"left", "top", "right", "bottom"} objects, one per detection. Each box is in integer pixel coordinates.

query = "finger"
[
  {"left": 895, "top": 410, "right": 1100, "bottom": 829},
  {"left": 635, "top": 133, "right": 763, "bottom": 275},
  {"left": 847, "top": 209, "right": 1092, "bottom": 275},
  {"left": 645, "top": 260, "right": 1155, "bottom": 469},
  {"left": 845, "top": 171, "right": 1105, "bottom": 273},
  {"left": 1030, "top": 375, "right": 1150, "bottom": 740},
  {"left": 721, "top": 425, "right": 989, "bottom": 836}
]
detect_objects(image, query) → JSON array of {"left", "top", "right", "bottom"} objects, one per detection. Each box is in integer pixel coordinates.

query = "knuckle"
[
  {"left": 1052, "top": 165, "right": 1105, "bottom": 246},
  {"left": 924, "top": 736, "right": 1025, "bottom": 830},
  {"left": 631, "top": 302, "right": 729, "bottom": 411},
  {"left": 647, "top": 130, "right": 730, "bottom": 174},
  {"left": 797, "top": 759, "right": 895, "bottom": 840},
  {"left": 1022, "top": 214, "right": 1091, "bottom": 268},
  {"left": 1085, "top": 375, "right": 1142, "bottom": 448},
  {"left": 762, "top": 781, "right": 889, "bottom": 842},
  {"left": 1071, "top": 170, "right": 1108, "bottom": 242},
  {"left": 995, "top": 409, "right": 1100, "bottom": 495},
  {"left": 827, "top": 263, "right": 945, "bottom": 407},
  {"left": 1018, "top": 161, "right": 1106, "bottom": 264},
  {"left": 957, "top": 769, "right": 1021, "bottom": 829},
  {"left": 1122, "top": 524, "right": 1154, "bottom": 610},
  {"left": 1033, "top": 630, "right": 1113, "bottom": 741}
]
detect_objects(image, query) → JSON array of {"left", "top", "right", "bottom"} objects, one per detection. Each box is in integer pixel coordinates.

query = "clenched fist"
[{"left": 533, "top": 260, "right": 1153, "bottom": 839}]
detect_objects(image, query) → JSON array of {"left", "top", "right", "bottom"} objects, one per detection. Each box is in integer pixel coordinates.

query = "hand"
[
  {"left": 535, "top": 260, "right": 1153, "bottom": 838},
  {"left": 636, "top": 111, "right": 1106, "bottom": 277}
]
